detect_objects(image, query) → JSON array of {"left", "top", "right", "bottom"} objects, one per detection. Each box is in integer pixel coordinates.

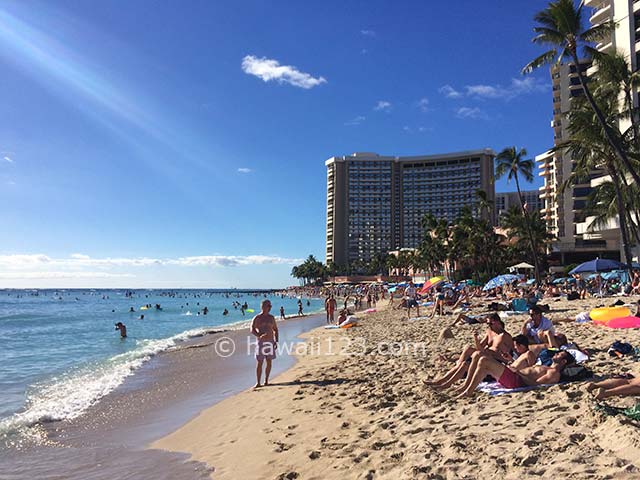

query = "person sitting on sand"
[
  {"left": 509, "top": 334, "right": 537, "bottom": 370},
  {"left": 336, "top": 309, "right": 348, "bottom": 325},
  {"left": 522, "top": 305, "right": 557, "bottom": 345},
  {"left": 587, "top": 374, "right": 640, "bottom": 400},
  {"left": 453, "top": 350, "right": 576, "bottom": 398},
  {"left": 425, "top": 313, "right": 514, "bottom": 389}
]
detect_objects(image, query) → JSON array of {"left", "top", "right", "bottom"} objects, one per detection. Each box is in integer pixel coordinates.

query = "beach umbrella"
[
  {"left": 569, "top": 258, "right": 625, "bottom": 275},
  {"left": 482, "top": 274, "right": 521, "bottom": 291},
  {"left": 419, "top": 276, "right": 446, "bottom": 294}
]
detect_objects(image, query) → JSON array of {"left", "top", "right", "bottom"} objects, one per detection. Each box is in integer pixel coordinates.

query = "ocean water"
[{"left": 0, "top": 289, "right": 323, "bottom": 441}]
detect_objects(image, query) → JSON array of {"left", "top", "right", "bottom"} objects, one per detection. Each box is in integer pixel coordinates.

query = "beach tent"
[
  {"left": 482, "top": 274, "right": 521, "bottom": 291},
  {"left": 419, "top": 276, "right": 446, "bottom": 294},
  {"left": 569, "top": 258, "right": 625, "bottom": 275},
  {"left": 508, "top": 262, "right": 535, "bottom": 272}
]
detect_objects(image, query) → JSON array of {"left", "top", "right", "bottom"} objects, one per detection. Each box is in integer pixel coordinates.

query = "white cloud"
[
  {"left": 441, "top": 77, "right": 549, "bottom": 101},
  {"left": 373, "top": 100, "right": 392, "bottom": 112},
  {"left": 439, "top": 85, "right": 463, "bottom": 99},
  {"left": 0, "top": 271, "right": 135, "bottom": 279},
  {"left": 360, "top": 30, "right": 376, "bottom": 37},
  {"left": 241, "top": 55, "right": 327, "bottom": 89},
  {"left": 344, "top": 115, "right": 366, "bottom": 126},
  {"left": 170, "top": 255, "right": 302, "bottom": 267},
  {"left": 0, "top": 253, "right": 302, "bottom": 269},
  {"left": 3, "top": 156, "right": 13, "bottom": 163},
  {"left": 402, "top": 126, "right": 412, "bottom": 132},
  {"left": 455, "top": 107, "right": 488, "bottom": 120},
  {"left": 417, "top": 97, "right": 430, "bottom": 112},
  {"left": 237, "top": 167, "right": 253, "bottom": 174}
]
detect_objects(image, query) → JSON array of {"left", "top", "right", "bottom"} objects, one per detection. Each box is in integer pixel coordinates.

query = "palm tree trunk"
[
  {"left": 608, "top": 163, "right": 635, "bottom": 272},
  {"left": 572, "top": 52, "right": 640, "bottom": 187},
  {"left": 514, "top": 174, "right": 541, "bottom": 283}
]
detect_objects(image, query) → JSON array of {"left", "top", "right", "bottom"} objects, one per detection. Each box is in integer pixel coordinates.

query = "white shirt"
[{"left": 526, "top": 316, "right": 555, "bottom": 343}]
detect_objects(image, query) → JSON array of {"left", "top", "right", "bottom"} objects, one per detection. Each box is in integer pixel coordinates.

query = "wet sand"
[
  {"left": 154, "top": 296, "right": 640, "bottom": 479},
  {"left": 1, "top": 313, "right": 327, "bottom": 480}
]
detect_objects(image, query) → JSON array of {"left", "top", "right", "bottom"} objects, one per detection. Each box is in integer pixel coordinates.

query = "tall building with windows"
[
  {"left": 574, "top": 0, "right": 640, "bottom": 261},
  {"left": 535, "top": 58, "right": 620, "bottom": 263},
  {"left": 495, "top": 190, "right": 545, "bottom": 226},
  {"left": 325, "top": 149, "right": 495, "bottom": 266}
]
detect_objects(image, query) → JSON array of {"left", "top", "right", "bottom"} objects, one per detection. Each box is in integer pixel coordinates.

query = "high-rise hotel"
[
  {"left": 535, "top": 0, "right": 640, "bottom": 263},
  {"left": 325, "top": 149, "right": 495, "bottom": 266}
]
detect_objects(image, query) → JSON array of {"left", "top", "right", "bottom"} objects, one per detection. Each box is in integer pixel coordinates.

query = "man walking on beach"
[{"left": 250, "top": 299, "right": 279, "bottom": 388}]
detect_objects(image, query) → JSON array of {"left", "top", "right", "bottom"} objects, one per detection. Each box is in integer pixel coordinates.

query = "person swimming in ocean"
[
  {"left": 115, "top": 322, "right": 127, "bottom": 338},
  {"left": 223, "top": 308, "right": 229, "bottom": 316}
]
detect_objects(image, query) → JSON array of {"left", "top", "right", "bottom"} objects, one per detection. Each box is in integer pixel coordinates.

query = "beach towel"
[
  {"left": 594, "top": 402, "right": 640, "bottom": 422},
  {"left": 477, "top": 381, "right": 549, "bottom": 396}
]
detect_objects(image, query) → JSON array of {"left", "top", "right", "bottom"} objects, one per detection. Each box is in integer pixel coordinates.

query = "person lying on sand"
[
  {"left": 425, "top": 313, "right": 513, "bottom": 389},
  {"left": 453, "top": 350, "right": 575, "bottom": 398},
  {"left": 587, "top": 374, "right": 640, "bottom": 400},
  {"left": 527, "top": 332, "right": 590, "bottom": 359}
]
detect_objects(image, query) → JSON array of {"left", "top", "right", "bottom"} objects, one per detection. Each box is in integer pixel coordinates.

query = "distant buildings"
[
  {"left": 325, "top": 149, "right": 495, "bottom": 266},
  {"left": 494, "top": 190, "right": 545, "bottom": 226}
]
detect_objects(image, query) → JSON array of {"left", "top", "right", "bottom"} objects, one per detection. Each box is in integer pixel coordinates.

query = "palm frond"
[{"left": 522, "top": 49, "right": 557, "bottom": 74}]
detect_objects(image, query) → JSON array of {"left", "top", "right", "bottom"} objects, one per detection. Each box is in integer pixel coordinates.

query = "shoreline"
[
  {"left": 1, "top": 310, "right": 329, "bottom": 480},
  {"left": 152, "top": 298, "right": 640, "bottom": 479}
]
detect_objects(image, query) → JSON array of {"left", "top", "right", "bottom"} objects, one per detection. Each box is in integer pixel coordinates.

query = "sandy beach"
[{"left": 153, "top": 296, "right": 640, "bottom": 479}]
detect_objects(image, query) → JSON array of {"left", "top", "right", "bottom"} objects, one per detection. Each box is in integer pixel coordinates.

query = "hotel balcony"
[
  {"left": 584, "top": 0, "right": 603, "bottom": 6},
  {"left": 589, "top": 1, "right": 611, "bottom": 25},
  {"left": 596, "top": 37, "right": 614, "bottom": 53}
]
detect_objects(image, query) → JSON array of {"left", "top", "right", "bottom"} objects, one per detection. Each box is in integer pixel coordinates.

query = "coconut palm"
[
  {"left": 557, "top": 86, "right": 637, "bottom": 271},
  {"left": 523, "top": 0, "right": 640, "bottom": 186},
  {"left": 475, "top": 189, "right": 494, "bottom": 222},
  {"left": 495, "top": 147, "right": 541, "bottom": 282}
]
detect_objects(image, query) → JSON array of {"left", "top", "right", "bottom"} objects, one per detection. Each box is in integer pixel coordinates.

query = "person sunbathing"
[
  {"left": 453, "top": 350, "right": 575, "bottom": 398},
  {"left": 586, "top": 374, "right": 640, "bottom": 400},
  {"left": 424, "top": 314, "right": 513, "bottom": 389}
]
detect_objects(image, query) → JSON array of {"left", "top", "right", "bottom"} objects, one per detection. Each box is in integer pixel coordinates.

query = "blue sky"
[{"left": 0, "top": 0, "right": 558, "bottom": 288}]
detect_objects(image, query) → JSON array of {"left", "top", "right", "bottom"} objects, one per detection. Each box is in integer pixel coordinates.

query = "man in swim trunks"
[
  {"left": 250, "top": 299, "right": 279, "bottom": 388},
  {"left": 405, "top": 281, "right": 420, "bottom": 318},
  {"left": 425, "top": 313, "right": 514, "bottom": 389},
  {"left": 325, "top": 294, "right": 337, "bottom": 324},
  {"left": 453, "top": 350, "right": 575, "bottom": 398}
]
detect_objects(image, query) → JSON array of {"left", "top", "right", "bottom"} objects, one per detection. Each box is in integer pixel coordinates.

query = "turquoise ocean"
[{"left": 0, "top": 289, "right": 323, "bottom": 440}]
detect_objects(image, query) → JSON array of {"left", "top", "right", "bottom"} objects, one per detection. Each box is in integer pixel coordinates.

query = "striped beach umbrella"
[{"left": 419, "top": 276, "right": 446, "bottom": 294}]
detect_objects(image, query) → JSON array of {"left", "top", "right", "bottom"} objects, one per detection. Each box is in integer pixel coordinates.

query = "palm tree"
[
  {"left": 475, "top": 189, "right": 494, "bottom": 222},
  {"left": 523, "top": 0, "right": 640, "bottom": 186},
  {"left": 558, "top": 87, "right": 637, "bottom": 271},
  {"left": 495, "top": 147, "right": 541, "bottom": 282}
]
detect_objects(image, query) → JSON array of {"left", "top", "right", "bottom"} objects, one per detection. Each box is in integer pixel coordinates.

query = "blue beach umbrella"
[
  {"left": 482, "top": 274, "right": 521, "bottom": 291},
  {"left": 569, "top": 258, "right": 625, "bottom": 275}
]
